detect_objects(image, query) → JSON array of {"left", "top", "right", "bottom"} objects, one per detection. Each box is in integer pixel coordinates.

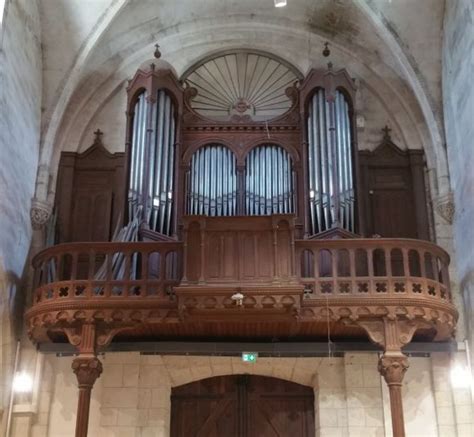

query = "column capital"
[
  {"left": 378, "top": 354, "right": 409, "bottom": 386},
  {"left": 30, "top": 198, "right": 53, "bottom": 230},
  {"left": 72, "top": 356, "right": 103, "bottom": 388}
]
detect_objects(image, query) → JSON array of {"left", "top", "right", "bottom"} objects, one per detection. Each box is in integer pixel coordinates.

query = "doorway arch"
[{"left": 171, "top": 374, "right": 315, "bottom": 437}]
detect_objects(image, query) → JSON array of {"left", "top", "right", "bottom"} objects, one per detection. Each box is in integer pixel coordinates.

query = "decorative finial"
[
  {"left": 323, "top": 42, "right": 331, "bottom": 57},
  {"left": 150, "top": 63, "right": 156, "bottom": 71},
  {"left": 93, "top": 129, "right": 104, "bottom": 145},
  {"left": 382, "top": 125, "right": 392, "bottom": 140},
  {"left": 327, "top": 62, "right": 333, "bottom": 71},
  {"left": 154, "top": 44, "right": 161, "bottom": 59}
]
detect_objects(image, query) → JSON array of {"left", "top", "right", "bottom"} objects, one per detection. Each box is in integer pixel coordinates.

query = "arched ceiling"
[{"left": 37, "top": 0, "right": 449, "bottom": 201}]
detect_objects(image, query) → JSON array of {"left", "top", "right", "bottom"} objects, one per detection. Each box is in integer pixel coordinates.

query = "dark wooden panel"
[
  {"left": 183, "top": 215, "right": 296, "bottom": 285},
  {"left": 359, "top": 137, "right": 429, "bottom": 239},
  {"left": 55, "top": 135, "right": 125, "bottom": 243},
  {"left": 171, "top": 375, "right": 314, "bottom": 437}
]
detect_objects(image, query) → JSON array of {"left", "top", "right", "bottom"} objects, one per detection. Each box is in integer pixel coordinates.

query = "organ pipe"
[
  {"left": 128, "top": 89, "right": 176, "bottom": 236},
  {"left": 187, "top": 145, "right": 237, "bottom": 216},
  {"left": 307, "top": 89, "right": 354, "bottom": 234},
  {"left": 245, "top": 144, "right": 295, "bottom": 215}
]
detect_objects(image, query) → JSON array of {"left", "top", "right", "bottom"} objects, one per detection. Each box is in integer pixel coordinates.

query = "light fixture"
[
  {"left": 450, "top": 364, "right": 472, "bottom": 389},
  {"left": 231, "top": 292, "right": 244, "bottom": 306},
  {"left": 12, "top": 371, "right": 34, "bottom": 393},
  {"left": 274, "top": 0, "right": 287, "bottom": 7}
]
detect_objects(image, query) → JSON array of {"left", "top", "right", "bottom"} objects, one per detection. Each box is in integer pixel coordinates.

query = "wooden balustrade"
[
  {"left": 295, "top": 238, "right": 451, "bottom": 304},
  {"left": 32, "top": 241, "right": 183, "bottom": 305},
  {"left": 26, "top": 228, "right": 457, "bottom": 346}
]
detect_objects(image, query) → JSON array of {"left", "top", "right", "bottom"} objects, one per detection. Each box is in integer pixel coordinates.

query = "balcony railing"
[
  {"left": 296, "top": 238, "right": 451, "bottom": 303},
  {"left": 32, "top": 241, "right": 183, "bottom": 304},
  {"left": 27, "top": 217, "right": 457, "bottom": 344}
]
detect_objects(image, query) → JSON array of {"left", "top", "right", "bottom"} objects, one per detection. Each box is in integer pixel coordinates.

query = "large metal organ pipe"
[
  {"left": 128, "top": 92, "right": 147, "bottom": 224},
  {"left": 186, "top": 145, "right": 237, "bottom": 216},
  {"left": 128, "top": 90, "right": 176, "bottom": 235},
  {"left": 245, "top": 144, "right": 295, "bottom": 215},
  {"left": 307, "top": 89, "right": 354, "bottom": 234}
]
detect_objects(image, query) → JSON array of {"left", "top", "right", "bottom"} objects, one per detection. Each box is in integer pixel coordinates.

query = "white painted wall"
[
  {"left": 0, "top": 0, "right": 42, "bottom": 420},
  {"left": 443, "top": 0, "right": 474, "bottom": 379}
]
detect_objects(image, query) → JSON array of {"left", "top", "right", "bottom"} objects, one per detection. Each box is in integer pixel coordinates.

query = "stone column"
[
  {"left": 378, "top": 354, "right": 409, "bottom": 437},
  {"left": 72, "top": 356, "right": 103, "bottom": 437}
]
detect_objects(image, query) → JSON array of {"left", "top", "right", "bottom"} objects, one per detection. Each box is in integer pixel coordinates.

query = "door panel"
[{"left": 171, "top": 375, "right": 314, "bottom": 437}]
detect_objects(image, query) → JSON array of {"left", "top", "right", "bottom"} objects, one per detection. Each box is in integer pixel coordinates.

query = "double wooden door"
[{"left": 171, "top": 375, "right": 315, "bottom": 437}]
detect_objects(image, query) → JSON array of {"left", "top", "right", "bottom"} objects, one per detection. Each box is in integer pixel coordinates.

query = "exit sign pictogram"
[{"left": 242, "top": 352, "right": 258, "bottom": 363}]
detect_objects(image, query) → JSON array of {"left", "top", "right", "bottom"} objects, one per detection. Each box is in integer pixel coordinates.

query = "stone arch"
[
  {"left": 35, "top": 0, "right": 129, "bottom": 201},
  {"left": 36, "top": 0, "right": 451, "bottom": 214}
]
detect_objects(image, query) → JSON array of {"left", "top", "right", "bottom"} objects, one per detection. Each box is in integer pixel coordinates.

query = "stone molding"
[
  {"left": 435, "top": 192, "right": 455, "bottom": 224},
  {"left": 30, "top": 198, "right": 53, "bottom": 230}
]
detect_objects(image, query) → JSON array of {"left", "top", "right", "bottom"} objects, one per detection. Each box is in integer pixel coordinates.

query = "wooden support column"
[
  {"left": 378, "top": 353, "right": 409, "bottom": 437},
  {"left": 72, "top": 356, "right": 103, "bottom": 437},
  {"left": 357, "top": 317, "right": 423, "bottom": 437},
  {"left": 65, "top": 323, "right": 103, "bottom": 437}
]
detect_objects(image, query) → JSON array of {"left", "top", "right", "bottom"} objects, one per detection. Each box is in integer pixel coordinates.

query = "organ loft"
[{"left": 0, "top": 1, "right": 472, "bottom": 437}]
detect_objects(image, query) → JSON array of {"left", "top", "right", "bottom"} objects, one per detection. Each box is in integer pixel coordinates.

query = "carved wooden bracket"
[
  {"left": 63, "top": 323, "right": 124, "bottom": 354},
  {"left": 355, "top": 317, "right": 427, "bottom": 353}
]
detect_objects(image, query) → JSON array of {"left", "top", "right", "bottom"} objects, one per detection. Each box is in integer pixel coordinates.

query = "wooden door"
[
  {"left": 368, "top": 167, "right": 417, "bottom": 238},
  {"left": 171, "top": 375, "right": 314, "bottom": 437}
]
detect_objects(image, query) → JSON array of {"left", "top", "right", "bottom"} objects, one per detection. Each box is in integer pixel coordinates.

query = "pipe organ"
[
  {"left": 307, "top": 89, "right": 355, "bottom": 234},
  {"left": 125, "top": 52, "right": 359, "bottom": 240}
]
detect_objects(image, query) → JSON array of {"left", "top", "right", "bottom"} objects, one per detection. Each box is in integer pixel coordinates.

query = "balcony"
[{"left": 26, "top": 215, "right": 457, "bottom": 347}]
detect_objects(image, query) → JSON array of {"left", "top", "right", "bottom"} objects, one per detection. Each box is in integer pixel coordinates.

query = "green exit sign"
[{"left": 242, "top": 352, "right": 258, "bottom": 363}]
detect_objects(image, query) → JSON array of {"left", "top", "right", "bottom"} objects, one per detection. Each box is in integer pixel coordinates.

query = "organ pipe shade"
[
  {"left": 307, "top": 89, "right": 355, "bottom": 234},
  {"left": 187, "top": 145, "right": 237, "bottom": 216},
  {"left": 128, "top": 90, "right": 176, "bottom": 235},
  {"left": 245, "top": 144, "right": 295, "bottom": 215}
]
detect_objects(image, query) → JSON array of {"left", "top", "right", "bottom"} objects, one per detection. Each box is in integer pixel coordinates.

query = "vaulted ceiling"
[{"left": 37, "top": 0, "right": 448, "bottom": 191}]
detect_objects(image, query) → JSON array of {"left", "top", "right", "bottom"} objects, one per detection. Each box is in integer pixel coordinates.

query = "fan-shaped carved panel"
[{"left": 183, "top": 51, "right": 300, "bottom": 121}]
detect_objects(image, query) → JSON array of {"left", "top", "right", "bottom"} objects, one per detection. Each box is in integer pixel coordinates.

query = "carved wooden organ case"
[{"left": 125, "top": 52, "right": 359, "bottom": 241}]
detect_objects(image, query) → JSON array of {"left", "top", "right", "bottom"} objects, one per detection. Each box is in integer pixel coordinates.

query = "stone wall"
[
  {"left": 0, "top": 0, "right": 42, "bottom": 426},
  {"left": 443, "top": 0, "right": 474, "bottom": 371},
  {"left": 7, "top": 352, "right": 469, "bottom": 437}
]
